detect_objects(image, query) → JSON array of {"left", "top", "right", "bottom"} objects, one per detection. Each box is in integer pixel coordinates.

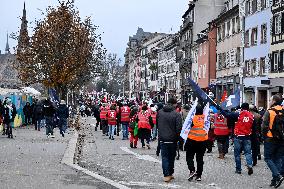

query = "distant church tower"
[
  {"left": 5, "top": 32, "right": 10, "bottom": 54},
  {"left": 18, "top": 2, "right": 29, "bottom": 52}
]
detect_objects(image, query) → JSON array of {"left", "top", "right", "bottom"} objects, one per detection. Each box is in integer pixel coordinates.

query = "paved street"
[
  {"left": 79, "top": 116, "right": 274, "bottom": 189},
  {"left": 0, "top": 126, "right": 115, "bottom": 189}
]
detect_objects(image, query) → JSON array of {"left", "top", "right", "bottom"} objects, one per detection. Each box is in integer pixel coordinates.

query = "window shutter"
[
  {"left": 272, "top": 16, "right": 275, "bottom": 35},
  {"left": 280, "top": 51, "right": 284, "bottom": 71},
  {"left": 271, "top": 53, "right": 275, "bottom": 72},
  {"left": 282, "top": 13, "right": 284, "bottom": 33}
]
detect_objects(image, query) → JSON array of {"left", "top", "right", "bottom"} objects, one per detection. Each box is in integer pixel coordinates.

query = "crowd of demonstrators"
[
  {"left": 78, "top": 93, "right": 284, "bottom": 188},
  {"left": 0, "top": 96, "right": 73, "bottom": 139}
]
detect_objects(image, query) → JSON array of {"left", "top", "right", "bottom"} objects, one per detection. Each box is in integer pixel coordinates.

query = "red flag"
[{"left": 221, "top": 90, "right": 227, "bottom": 103}]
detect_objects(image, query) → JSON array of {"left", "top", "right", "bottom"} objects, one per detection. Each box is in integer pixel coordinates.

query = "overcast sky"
[{"left": 0, "top": 0, "right": 188, "bottom": 60}]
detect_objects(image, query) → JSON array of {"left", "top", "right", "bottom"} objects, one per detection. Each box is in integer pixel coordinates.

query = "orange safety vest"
[
  {"left": 188, "top": 115, "right": 208, "bottom": 141},
  {"left": 121, "top": 106, "right": 130, "bottom": 122},
  {"left": 267, "top": 105, "right": 283, "bottom": 138},
  {"left": 214, "top": 114, "right": 230, "bottom": 136},
  {"left": 138, "top": 111, "right": 151, "bottom": 130}
]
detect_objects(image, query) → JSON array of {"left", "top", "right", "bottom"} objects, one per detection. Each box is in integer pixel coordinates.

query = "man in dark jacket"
[
  {"left": 2, "top": 98, "right": 17, "bottom": 138},
  {"left": 57, "top": 100, "right": 69, "bottom": 137},
  {"left": 157, "top": 98, "right": 182, "bottom": 183},
  {"left": 23, "top": 102, "right": 32, "bottom": 126},
  {"left": 33, "top": 99, "right": 44, "bottom": 131},
  {"left": 43, "top": 98, "right": 56, "bottom": 138}
]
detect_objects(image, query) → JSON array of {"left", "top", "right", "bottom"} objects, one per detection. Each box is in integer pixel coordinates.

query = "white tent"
[
  {"left": 21, "top": 87, "right": 41, "bottom": 96},
  {"left": 0, "top": 88, "right": 21, "bottom": 95}
]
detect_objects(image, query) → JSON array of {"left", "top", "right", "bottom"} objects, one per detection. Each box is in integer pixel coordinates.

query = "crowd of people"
[
  {"left": 78, "top": 94, "right": 284, "bottom": 188},
  {"left": 1, "top": 93, "right": 284, "bottom": 188},
  {"left": 0, "top": 97, "right": 74, "bottom": 138}
]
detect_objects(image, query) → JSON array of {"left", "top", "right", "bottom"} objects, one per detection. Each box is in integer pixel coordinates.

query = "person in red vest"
[
  {"left": 100, "top": 103, "right": 109, "bottom": 136},
  {"left": 121, "top": 103, "right": 131, "bottom": 140},
  {"left": 137, "top": 105, "right": 154, "bottom": 149},
  {"left": 214, "top": 113, "right": 230, "bottom": 159},
  {"left": 150, "top": 104, "right": 158, "bottom": 141},
  {"left": 221, "top": 103, "right": 254, "bottom": 175},
  {"left": 107, "top": 105, "right": 117, "bottom": 140}
]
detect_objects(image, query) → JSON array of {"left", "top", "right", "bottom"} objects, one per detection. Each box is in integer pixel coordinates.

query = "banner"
[
  {"left": 203, "top": 102, "right": 211, "bottom": 133},
  {"left": 221, "top": 88, "right": 240, "bottom": 110},
  {"left": 187, "top": 78, "right": 217, "bottom": 106},
  {"left": 180, "top": 99, "right": 198, "bottom": 141}
]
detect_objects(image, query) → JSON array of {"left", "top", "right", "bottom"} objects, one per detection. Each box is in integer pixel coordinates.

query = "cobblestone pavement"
[
  {"left": 79, "top": 116, "right": 275, "bottom": 189},
  {"left": 0, "top": 125, "right": 116, "bottom": 189}
]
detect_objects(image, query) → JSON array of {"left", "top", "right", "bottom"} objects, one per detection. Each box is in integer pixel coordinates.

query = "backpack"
[{"left": 270, "top": 108, "right": 284, "bottom": 141}]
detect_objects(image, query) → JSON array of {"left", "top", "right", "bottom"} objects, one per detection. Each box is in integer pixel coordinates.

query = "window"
[
  {"left": 274, "top": 14, "right": 281, "bottom": 34},
  {"left": 199, "top": 45, "right": 203, "bottom": 56},
  {"left": 251, "top": 28, "right": 258, "bottom": 46},
  {"left": 203, "top": 44, "right": 206, "bottom": 55},
  {"left": 203, "top": 65, "right": 206, "bottom": 78},
  {"left": 226, "top": 51, "right": 230, "bottom": 68},
  {"left": 222, "top": 23, "right": 226, "bottom": 39},
  {"left": 251, "top": 59, "right": 257, "bottom": 76},
  {"left": 232, "top": 18, "right": 236, "bottom": 34},
  {"left": 245, "top": 0, "right": 251, "bottom": 15},
  {"left": 273, "top": 52, "right": 279, "bottom": 71},
  {"left": 259, "top": 58, "right": 266, "bottom": 75},
  {"left": 227, "top": 21, "right": 231, "bottom": 37},
  {"left": 236, "top": 47, "right": 241, "bottom": 65},
  {"left": 252, "top": 0, "right": 257, "bottom": 14},
  {"left": 245, "top": 61, "right": 251, "bottom": 76},
  {"left": 245, "top": 30, "right": 250, "bottom": 47},
  {"left": 217, "top": 26, "right": 222, "bottom": 41},
  {"left": 261, "top": 0, "right": 267, "bottom": 9},
  {"left": 261, "top": 24, "right": 267, "bottom": 44},
  {"left": 236, "top": 16, "right": 240, "bottom": 32},
  {"left": 199, "top": 65, "right": 202, "bottom": 79},
  {"left": 280, "top": 51, "right": 284, "bottom": 72}
]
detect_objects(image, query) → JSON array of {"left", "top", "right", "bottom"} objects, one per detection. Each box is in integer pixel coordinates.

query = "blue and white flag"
[
  {"left": 221, "top": 88, "right": 240, "bottom": 110},
  {"left": 180, "top": 99, "right": 198, "bottom": 141},
  {"left": 203, "top": 102, "right": 211, "bottom": 133}
]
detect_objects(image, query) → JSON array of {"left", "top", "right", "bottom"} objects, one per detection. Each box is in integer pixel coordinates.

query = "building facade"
[
  {"left": 269, "top": 0, "right": 284, "bottom": 99},
  {"left": 215, "top": 2, "right": 242, "bottom": 101},
  {"left": 242, "top": 0, "right": 271, "bottom": 108}
]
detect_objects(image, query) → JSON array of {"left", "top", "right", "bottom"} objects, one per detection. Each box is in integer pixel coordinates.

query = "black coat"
[
  {"left": 157, "top": 104, "right": 182, "bottom": 142},
  {"left": 43, "top": 100, "right": 56, "bottom": 117},
  {"left": 57, "top": 104, "right": 69, "bottom": 119},
  {"left": 2, "top": 104, "right": 17, "bottom": 124}
]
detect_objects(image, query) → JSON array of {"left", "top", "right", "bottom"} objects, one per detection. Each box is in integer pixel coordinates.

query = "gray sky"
[{"left": 0, "top": 0, "right": 188, "bottom": 60}]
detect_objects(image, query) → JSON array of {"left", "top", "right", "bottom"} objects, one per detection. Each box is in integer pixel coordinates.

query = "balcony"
[{"left": 180, "top": 18, "right": 193, "bottom": 33}]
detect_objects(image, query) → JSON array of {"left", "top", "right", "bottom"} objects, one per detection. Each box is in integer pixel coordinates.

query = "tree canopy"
[{"left": 16, "top": 0, "right": 106, "bottom": 99}]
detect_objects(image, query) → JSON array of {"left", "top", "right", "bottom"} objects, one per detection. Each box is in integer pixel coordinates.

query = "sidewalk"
[{"left": 0, "top": 126, "right": 113, "bottom": 189}]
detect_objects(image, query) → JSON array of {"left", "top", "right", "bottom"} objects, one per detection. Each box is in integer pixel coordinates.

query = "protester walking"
[
  {"left": 121, "top": 103, "right": 130, "bottom": 140},
  {"left": 186, "top": 104, "right": 208, "bottom": 182},
  {"left": 214, "top": 113, "right": 230, "bottom": 159},
  {"left": 43, "top": 98, "right": 56, "bottom": 138},
  {"left": 23, "top": 102, "right": 32, "bottom": 126},
  {"left": 57, "top": 100, "right": 69, "bottom": 137},
  {"left": 2, "top": 98, "right": 17, "bottom": 138},
  {"left": 107, "top": 105, "right": 117, "bottom": 140},
  {"left": 221, "top": 103, "right": 254, "bottom": 175},
  {"left": 33, "top": 99, "right": 44, "bottom": 131},
  {"left": 262, "top": 95, "right": 284, "bottom": 188},
  {"left": 137, "top": 105, "right": 154, "bottom": 149},
  {"left": 129, "top": 106, "right": 139, "bottom": 148},
  {"left": 150, "top": 104, "right": 157, "bottom": 141},
  {"left": 157, "top": 98, "right": 182, "bottom": 183},
  {"left": 100, "top": 103, "right": 109, "bottom": 135}
]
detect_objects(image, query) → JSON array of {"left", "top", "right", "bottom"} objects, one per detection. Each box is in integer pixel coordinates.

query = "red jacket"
[
  {"left": 107, "top": 110, "right": 117, "bottom": 125},
  {"left": 138, "top": 111, "right": 151, "bottom": 130},
  {"left": 121, "top": 106, "right": 130, "bottom": 122},
  {"left": 214, "top": 114, "right": 230, "bottom": 136},
  {"left": 234, "top": 110, "right": 254, "bottom": 136},
  {"left": 100, "top": 107, "right": 108, "bottom": 120},
  {"left": 150, "top": 111, "right": 157, "bottom": 125}
]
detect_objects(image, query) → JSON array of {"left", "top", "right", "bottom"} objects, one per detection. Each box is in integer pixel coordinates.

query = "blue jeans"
[
  {"left": 264, "top": 141, "right": 284, "bottom": 181},
  {"left": 152, "top": 124, "right": 157, "bottom": 139},
  {"left": 108, "top": 125, "right": 115, "bottom": 138},
  {"left": 121, "top": 122, "right": 129, "bottom": 139},
  {"left": 161, "top": 142, "right": 177, "bottom": 177},
  {"left": 234, "top": 137, "right": 253, "bottom": 172}
]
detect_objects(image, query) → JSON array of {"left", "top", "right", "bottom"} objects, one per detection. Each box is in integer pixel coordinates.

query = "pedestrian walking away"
[
  {"left": 2, "top": 98, "right": 17, "bottom": 138},
  {"left": 57, "top": 100, "right": 69, "bottom": 137},
  {"left": 157, "top": 98, "right": 182, "bottom": 183}
]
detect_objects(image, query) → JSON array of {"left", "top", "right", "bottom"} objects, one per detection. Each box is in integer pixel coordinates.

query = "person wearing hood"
[
  {"left": 2, "top": 98, "right": 17, "bottom": 138},
  {"left": 57, "top": 100, "right": 69, "bottom": 137},
  {"left": 157, "top": 98, "right": 182, "bottom": 183},
  {"left": 43, "top": 98, "right": 56, "bottom": 138}
]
